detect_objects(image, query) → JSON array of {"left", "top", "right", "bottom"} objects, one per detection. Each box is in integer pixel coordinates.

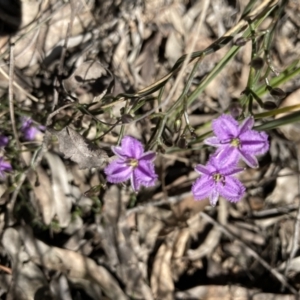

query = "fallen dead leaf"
[
  {"left": 275, "top": 88, "right": 300, "bottom": 142},
  {"left": 48, "top": 126, "right": 108, "bottom": 170},
  {"left": 28, "top": 167, "right": 55, "bottom": 225},
  {"left": 151, "top": 239, "right": 175, "bottom": 300},
  {"left": 2, "top": 228, "right": 48, "bottom": 300},
  {"left": 62, "top": 60, "right": 114, "bottom": 102},
  {"left": 44, "top": 152, "right": 73, "bottom": 227},
  {"left": 266, "top": 168, "right": 298, "bottom": 205},
  {"left": 18, "top": 225, "right": 128, "bottom": 300}
]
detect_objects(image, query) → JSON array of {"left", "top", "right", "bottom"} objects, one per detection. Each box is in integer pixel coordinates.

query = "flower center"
[
  {"left": 127, "top": 158, "right": 139, "bottom": 168},
  {"left": 230, "top": 138, "right": 240, "bottom": 147},
  {"left": 213, "top": 173, "right": 225, "bottom": 185}
]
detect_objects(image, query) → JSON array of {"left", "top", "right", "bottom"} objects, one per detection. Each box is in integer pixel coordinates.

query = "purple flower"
[
  {"left": 192, "top": 158, "right": 245, "bottom": 206},
  {"left": 204, "top": 114, "right": 269, "bottom": 168},
  {"left": 104, "top": 136, "right": 157, "bottom": 191},
  {"left": 0, "top": 157, "right": 12, "bottom": 180},
  {"left": 0, "top": 135, "right": 9, "bottom": 147},
  {"left": 21, "top": 117, "right": 45, "bottom": 141}
]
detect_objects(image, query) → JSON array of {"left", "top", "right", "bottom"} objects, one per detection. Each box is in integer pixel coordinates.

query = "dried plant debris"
[
  {"left": 2, "top": 0, "right": 300, "bottom": 299},
  {"left": 62, "top": 60, "right": 114, "bottom": 101},
  {"left": 2, "top": 227, "right": 128, "bottom": 300},
  {"left": 48, "top": 126, "right": 108, "bottom": 169}
]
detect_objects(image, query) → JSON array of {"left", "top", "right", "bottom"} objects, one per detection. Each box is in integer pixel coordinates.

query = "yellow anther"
[
  {"left": 230, "top": 138, "right": 240, "bottom": 147},
  {"left": 128, "top": 159, "right": 139, "bottom": 168}
]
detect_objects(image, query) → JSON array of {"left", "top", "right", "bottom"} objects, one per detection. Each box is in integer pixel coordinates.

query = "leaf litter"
[{"left": 1, "top": 0, "right": 300, "bottom": 299}]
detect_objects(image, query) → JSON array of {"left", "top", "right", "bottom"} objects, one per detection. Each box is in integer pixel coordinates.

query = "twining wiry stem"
[
  {"left": 128, "top": 0, "right": 211, "bottom": 125},
  {"left": 0, "top": 67, "right": 39, "bottom": 102},
  {"left": 53, "top": 0, "right": 80, "bottom": 111},
  {"left": 8, "top": 42, "right": 20, "bottom": 151}
]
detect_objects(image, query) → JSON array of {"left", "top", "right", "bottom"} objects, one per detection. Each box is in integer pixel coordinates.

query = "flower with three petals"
[
  {"left": 105, "top": 136, "right": 157, "bottom": 191},
  {"left": 192, "top": 157, "right": 245, "bottom": 206},
  {"left": 204, "top": 114, "right": 269, "bottom": 168}
]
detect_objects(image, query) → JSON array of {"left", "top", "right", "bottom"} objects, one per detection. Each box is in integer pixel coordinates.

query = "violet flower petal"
[
  {"left": 204, "top": 136, "right": 222, "bottom": 147},
  {"left": 120, "top": 136, "right": 144, "bottom": 159},
  {"left": 205, "top": 114, "right": 269, "bottom": 168},
  {"left": 195, "top": 164, "right": 211, "bottom": 176},
  {"left": 0, "top": 158, "right": 12, "bottom": 180},
  {"left": 140, "top": 151, "right": 156, "bottom": 162},
  {"left": 240, "top": 131, "right": 269, "bottom": 154},
  {"left": 0, "top": 161, "right": 12, "bottom": 172},
  {"left": 209, "top": 189, "right": 220, "bottom": 206},
  {"left": 239, "top": 152, "right": 258, "bottom": 168},
  {"left": 131, "top": 173, "right": 140, "bottom": 192},
  {"left": 21, "top": 117, "right": 32, "bottom": 130},
  {"left": 0, "top": 135, "right": 9, "bottom": 147},
  {"left": 223, "top": 166, "right": 245, "bottom": 176},
  {"left": 111, "top": 146, "right": 128, "bottom": 159},
  {"left": 21, "top": 117, "right": 44, "bottom": 141},
  {"left": 105, "top": 136, "right": 157, "bottom": 191},
  {"left": 104, "top": 160, "right": 132, "bottom": 183},
  {"left": 192, "top": 158, "right": 246, "bottom": 205},
  {"left": 239, "top": 116, "right": 254, "bottom": 134},
  {"left": 213, "top": 146, "right": 239, "bottom": 167},
  {"left": 135, "top": 160, "right": 157, "bottom": 184},
  {"left": 23, "top": 127, "right": 39, "bottom": 141},
  {"left": 217, "top": 176, "right": 245, "bottom": 202},
  {"left": 212, "top": 114, "right": 239, "bottom": 139},
  {"left": 192, "top": 176, "right": 214, "bottom": 200}
]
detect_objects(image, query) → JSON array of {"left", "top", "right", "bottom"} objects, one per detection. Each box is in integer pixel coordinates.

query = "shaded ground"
[{"left": 0, "top": 0, "right": 300, "bottom": 299}]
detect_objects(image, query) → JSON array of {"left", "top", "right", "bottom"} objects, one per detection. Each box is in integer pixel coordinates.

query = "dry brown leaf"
[
  {"left": 28, "top": 167, "right": 55, "bottom": 225},
  {"left": 172, "top": 228, "right": 190, "bottom": 280},
  {"left": 175, "top": 285, "right": 295, "bottom": 300},
  {"left": 275, "top": 88, "right": 300, "bottom": 141},
  {"left": 137, "top": 206, "right": 172, "bottom": 251},
  {"left": 49, "top": 126, "right": 108, "bottom": 169},
  {"left": 62, "top": 60, "right": 114, "bottom": 101},
  {"left": 135, "top": 32, "right": 162, "bottom": 85},
  {"left": 49, "top": 274, "right": 72, "bottom": 300},
  {"left": 44, "top": 152, "right": 73, "bottom": 227},
  {"left": 151, "top": 236, "right": 175, "bottom": 300},
  {"left": 188, "top": 226, "right": 222, "bottom": 260},
  {"left": 266, "top": 168, "right": 298, "bottom": 205},
  {"left": 2, "top": 228, "right": 48, "bottom": 300},
  {"left": 226, "top": 223, "right": 265, "bottom": 246},
  {"left": 101, "top": 186, "right": 154, "bottom": 300},
  {"left": 18, "top": 226, "right": 128, "bottom": 300},
  {"left": 13, "top": 1, "right": 94, "bottom": 70}
]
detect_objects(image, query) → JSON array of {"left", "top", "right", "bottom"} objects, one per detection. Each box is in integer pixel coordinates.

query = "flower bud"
[
  {"left": 250, "top": 57, "right": 264, "bottom": 70},
  {"left": 234, "top": 37, "right": 247, "bottom": 46},
  {"left": 263, "top": 101, "right": 277, "bottom": 110},
  {"left": 162, "top": 129, "right": 173, "bottom": 147},
  {"left": 174, "top": 118, "right": 182, "bottom": 132},
  {"left": 269, "top": 87, "right": 286, "bottom": 101}
]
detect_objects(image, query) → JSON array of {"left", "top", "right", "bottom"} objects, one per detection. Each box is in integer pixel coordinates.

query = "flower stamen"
[
  {"left": 213, "top": 173, "right": 225, "bottom": 185},
  {"left": 128, "top": 158, "right": 139, "bottom": 168},
  {"left": 230, "top": 138, "right": 240, "bottom": 147}
]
